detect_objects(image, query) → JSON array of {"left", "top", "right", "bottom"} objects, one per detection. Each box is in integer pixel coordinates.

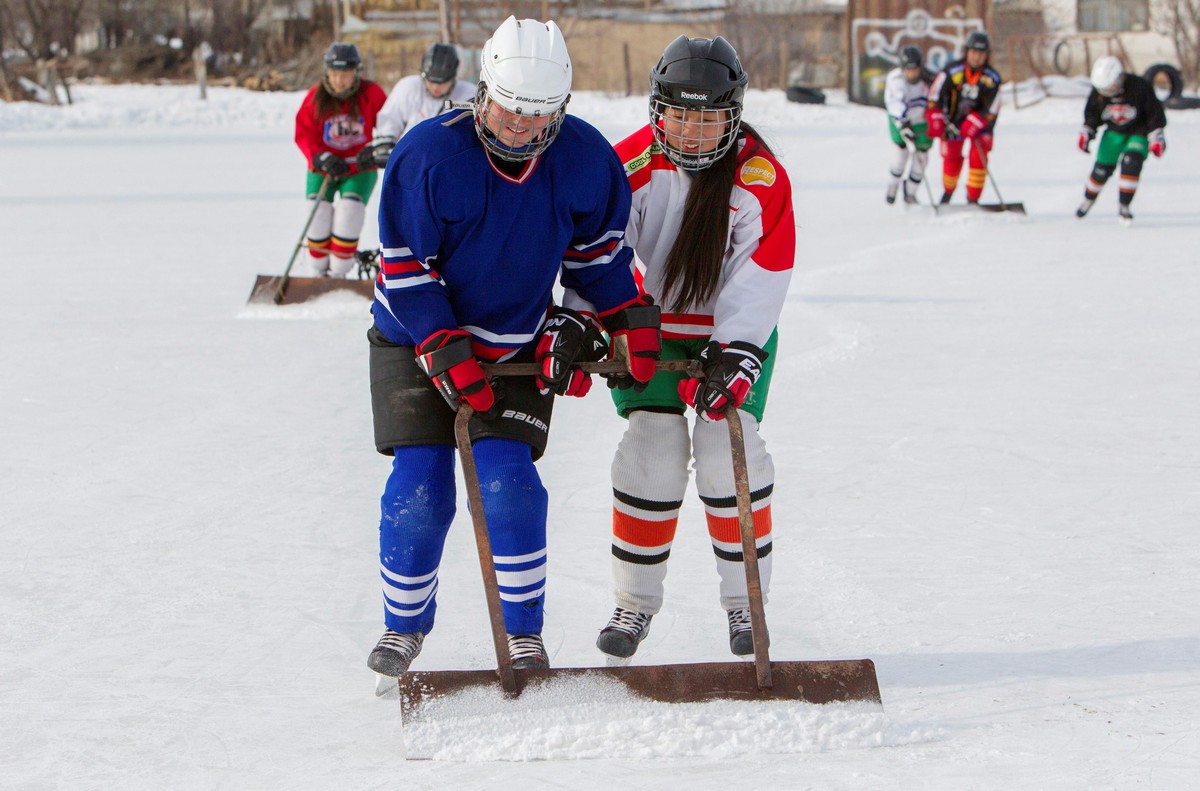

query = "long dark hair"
[
  {"left": 658, "top": 121, "right": 775, "bottom": 314},
  {"left": 313, "top": 75, "right": 361, "bottom": 122}
]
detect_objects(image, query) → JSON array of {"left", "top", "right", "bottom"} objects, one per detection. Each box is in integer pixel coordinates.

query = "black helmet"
[
  {"left": 649, "top": 35, "right": 748, "bottom": 171},
  {"left": 421, "top": 43, "right": 459, "bottom": 83},
  {"left": 324, "top": 42, "right": 361, "bottom": 71},
  {"left": 965, "top": 31, "right": 991, "bottom": 53},
  {"left": 900, "top": 45, "right": 923, "bottom": 70}
]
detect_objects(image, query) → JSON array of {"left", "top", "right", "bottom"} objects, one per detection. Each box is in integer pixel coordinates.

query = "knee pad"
[
  {"left": 1090, "top": 163, "right": 1116, "bottom": 184},
  {"left": 612, "top": 411, "right": 691, "bottom": 502},
  {"left": 306, "top": 199, "right": 333, "bottom": 241},
  {"left": 692, "top": 413, "right": 774, "bottom": 499},
  {"left": 1119, "top": 151, "right": 1144, "bottom": 178},
  {"left": 890, "top": 146, "right": 910, "bottom": 177},
  {"left": 332, "top": 195, "right": 366, "bottom": 240}
]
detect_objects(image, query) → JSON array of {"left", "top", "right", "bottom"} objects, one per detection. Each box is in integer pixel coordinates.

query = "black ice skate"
[
  {"left": 727, "top": 607, "right": 770, "bottom": 656},
  {"left": 596, "top": 607, "right": 653, "bottom": 659},
  {"left": 939, "top": 190, "right": 953, "bottom": 205},
  {"left": 508, "top": 633, "right": 550, "bottom": 670},
  {"left": 1076, "top": 197, "right": 1095, "bottom": 218},
  {"left": 1119, "top": 204, "right": 1133, "bottom": 226},
  {"left": 886, "top": 182, "right": 899, "bottom": 204},
  {"left": 367, "top": 629, "right": 424, "bottom": 676}
]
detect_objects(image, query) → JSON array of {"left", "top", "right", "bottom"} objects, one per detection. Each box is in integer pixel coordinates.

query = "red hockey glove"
[
  {"left": 1149, "top": 129, "right": 1166, "bottom": 158},
  {"left": 535, "top": 306, "right": 609, "bottom": 397},
  {"left": 599, "top": 295, "right": 661, "bottom": 392},
  {"left": 926, "top": 107, "right": 945, "bottom": 139},
  {"left": 1078, "top": 125, "right": 1096, "bottom": 153},
  {"left": 679, "top": 340, "right": 768, "bottom": 423},
  {"left": 961, "top": 112, "right": 986, "bottom": 140},
  {"left": 415, "top": 329, "right": 495, "bottom": 413}
]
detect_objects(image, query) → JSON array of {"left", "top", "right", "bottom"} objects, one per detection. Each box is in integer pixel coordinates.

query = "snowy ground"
[{"left": 3, "top": 82, "right": 1199, "bottom": 789}]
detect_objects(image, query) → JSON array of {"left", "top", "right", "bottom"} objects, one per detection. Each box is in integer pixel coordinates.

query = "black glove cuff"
[
  {"left": 416, "top": 334, "right": 473, "bottom": 377},
  {"left": 602, "top": 301, "right": 660, "bottom": 333}
]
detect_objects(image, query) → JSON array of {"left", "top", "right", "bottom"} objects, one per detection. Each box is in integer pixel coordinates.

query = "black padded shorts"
[{"left": 368, "top": 325, "right": 555, "bottom": 461}]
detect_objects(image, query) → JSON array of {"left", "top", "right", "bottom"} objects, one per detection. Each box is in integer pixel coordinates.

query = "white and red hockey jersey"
[{"left": 610, "top": 125, "right": 795, "bottom": 348}]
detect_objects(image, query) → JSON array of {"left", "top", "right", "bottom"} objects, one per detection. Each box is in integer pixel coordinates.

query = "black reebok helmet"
[
  {"left": 421, "top": 43, "right": 459, "bottom": 83},
  {"left": 900, "top": 45, "right": 923, "bottom": 70},
  {"left": 649, "top": 35, "right": 748, "bottom": 171},
  {"left": 324, "top": 42, "right": 362, "bottom": 71},
  {"left": 965, "top": 31, "right": 991, "bottom": 53}
]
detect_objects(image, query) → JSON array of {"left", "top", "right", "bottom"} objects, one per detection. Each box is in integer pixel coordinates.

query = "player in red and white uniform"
[
  {"left": 592, "top": 35, "right": 796, "bottom": 661},
  {"left": 294, "top": 43, "right": 388, "bottom": 277}
]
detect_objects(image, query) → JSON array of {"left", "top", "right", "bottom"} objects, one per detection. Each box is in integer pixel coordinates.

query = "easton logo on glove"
[
  {"left": 415, "top": 328, "right": 496, "bottom": 414},
  {"left": 534, "top": 306, "right": 609, "bottom": 397},
  {"left": 679, "top": 340, "right": 768, "bottom": 422}
]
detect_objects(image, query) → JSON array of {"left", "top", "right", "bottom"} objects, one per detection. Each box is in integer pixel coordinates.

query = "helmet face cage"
[
  {"left": 648, "top": 36, "right": 747, "bottom": 172},
  {"left": 649, "top": 95, "right": 742, "bottom": 171},
  {"left": 473, "top": 81, "right": 568, "bottom": 162},
  {"left": 323, "top": 42, "right": 361, "bottom": 99}
]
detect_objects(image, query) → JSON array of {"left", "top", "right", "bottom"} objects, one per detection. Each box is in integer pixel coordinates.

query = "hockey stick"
[
  {"left": 725, "top": 405, "right": 773, "bottom": 688},
  {"left": 274, "top": 174, "right": 334, "bottom": 304},
  {"left": 974, "top": 140, "right": 1026, "bottom": 214},
  {"left": 454, "top": 404, "right": 520, "bottom": 694}
]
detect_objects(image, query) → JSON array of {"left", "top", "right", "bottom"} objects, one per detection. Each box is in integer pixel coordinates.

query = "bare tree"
[{"left": 1157, "top": 0, "right": 1199, "bottom": 88}]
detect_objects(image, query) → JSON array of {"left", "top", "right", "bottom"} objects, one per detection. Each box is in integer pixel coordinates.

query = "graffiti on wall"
[{"left": 851, "top": 9, "right": 984, "bottom": 106}]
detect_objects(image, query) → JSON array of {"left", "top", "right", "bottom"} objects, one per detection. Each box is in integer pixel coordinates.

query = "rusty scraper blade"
[
  {"left": 396, "top": 659, "right": 881, "bottom": 722},
  {"left": 246, "top": 274, "right": 375, "bottom": 306}
]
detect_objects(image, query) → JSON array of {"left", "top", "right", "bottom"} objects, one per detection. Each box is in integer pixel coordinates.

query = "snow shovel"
[
  {"left": 394, "top": 359, "right": 881, "bottom": 721},
  {"left": 973, "top": 144, "right": 1026, "bottom": 215},
  {"left": 246, "top": 174, "right": 378, "bottom": 305}
]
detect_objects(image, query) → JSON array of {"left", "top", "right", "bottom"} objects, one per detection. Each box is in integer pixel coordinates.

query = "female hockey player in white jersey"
[
  {"left": 883, "top": 45, "right": 933, "bottom": 205},
  {"left": 595, "top": 35, "right": 796, "bottom": 660},
  {"left": 365, "top": 18, "right": 660, "bottom": 678}
]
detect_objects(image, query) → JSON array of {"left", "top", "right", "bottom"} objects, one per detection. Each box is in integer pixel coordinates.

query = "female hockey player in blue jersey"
[
  {"left": 365, "top": 16, "right": 661, "bottom": 677},
  {"left": 594, "top": 36, "right": 796, "bottom": 661}
]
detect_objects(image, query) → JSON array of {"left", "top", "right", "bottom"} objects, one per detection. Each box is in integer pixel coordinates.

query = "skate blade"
[
  {"left": 1119, "top": 217, "right": 1133, "bottom": 227},
  {"left": 374, "top": 674, "right": 399, "bottom": 699},
  {"left": 603, "top": 654, "right": 633, "bottom": 668}
]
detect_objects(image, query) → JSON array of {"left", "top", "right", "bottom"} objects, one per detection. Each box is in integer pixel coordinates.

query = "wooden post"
[
  {"left": 437, "top": 0, "right": 450, "bottom": 42},
  {"left": 623, "top": 41, "right": 632, "bottom": 97},
  {"left": 37, "top": 59, "right": 59, "bottom": 105},
  {"left": 193, "top": 41, "right": 212, "bottom": 100}
]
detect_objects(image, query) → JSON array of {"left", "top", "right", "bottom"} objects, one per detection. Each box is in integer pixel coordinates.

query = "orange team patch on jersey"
[{"left": 739, "top": 156, "right": 776, "bottom": 187}]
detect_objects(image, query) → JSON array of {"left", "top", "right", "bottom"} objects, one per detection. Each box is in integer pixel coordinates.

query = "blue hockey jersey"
[{"left": 372, "top": 109, "right": 640, "bottom": 361}]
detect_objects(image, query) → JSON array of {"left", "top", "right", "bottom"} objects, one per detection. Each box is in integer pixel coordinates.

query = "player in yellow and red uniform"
[{"left": 926, "top": 31, "right": 1002, "bottom": 205}]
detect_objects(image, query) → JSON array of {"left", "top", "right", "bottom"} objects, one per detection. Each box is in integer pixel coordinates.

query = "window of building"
[{"left": 1078, "top": 0, "right": 1150, "bottom": 32}]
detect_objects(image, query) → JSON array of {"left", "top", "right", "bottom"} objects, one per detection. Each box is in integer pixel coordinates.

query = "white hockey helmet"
[
  {"left": 474, "top": 16, "right": 572, "bottom": 161},
  {"left": 1091, "top": 56, "right": 1125, "bottom": 98}
]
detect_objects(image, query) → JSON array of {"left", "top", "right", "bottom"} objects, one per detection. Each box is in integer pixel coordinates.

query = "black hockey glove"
[
  {"left": 534, "top": 306, "right": 609, "bottom": 397},
  {"left": 898, "top": 119, "right": 916, "bottom": 144},
  {"left": 356, "top": 137, "right": 395, "bottom": 171},
  {"left": 312, "top": 151, "right": 350, "bottom": 178},
  {"left": 678, "top": 340, "right": 768, "bottom": 422}
]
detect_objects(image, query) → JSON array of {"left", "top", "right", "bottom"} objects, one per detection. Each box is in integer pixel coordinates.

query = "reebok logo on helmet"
[{"left": 680, "top": 91, "right": 710, "bottom": 101}]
